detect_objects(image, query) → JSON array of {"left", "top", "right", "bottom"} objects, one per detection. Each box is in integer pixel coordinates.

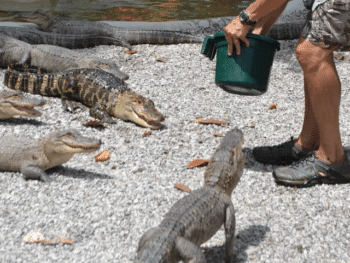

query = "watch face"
[
  {"left": 240, "top": 10, "right": 255, "bottom": 25},
  {"left": 240, "top": 11, "right": 248, "bottom": 24}
]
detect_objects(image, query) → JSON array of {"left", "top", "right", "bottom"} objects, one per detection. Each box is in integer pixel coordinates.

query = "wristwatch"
[{"left": 239, "top": 10, "right": 257, "bottom": 26}]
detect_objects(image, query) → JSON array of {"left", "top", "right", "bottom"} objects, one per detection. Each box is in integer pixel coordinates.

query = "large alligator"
[
  {"left": 0, "top": 89, "right": 45, "bottom": 119},
  {"left": 135, "top": 128, "right": 245, "bottom": 263},
  {"left": 0, "top": 34, "right": 129, "bottom": 80},
  {"left": 0, "top": 26, "right": 132, "bottom": 49},
  {"left": 4, "top": 67, "right": 165, "bottom": 129},
  {"left": 100, "top": 17, "right": 305, "bottom": 40},
  {"left": 17, "top": 10, "right": 204, "bottom": 45},
  {"left": 18, "top": 10, "right": 305, "bottom": 41},
  {"left": 0, "top": 129, "right": 101, "bottom": 182}
]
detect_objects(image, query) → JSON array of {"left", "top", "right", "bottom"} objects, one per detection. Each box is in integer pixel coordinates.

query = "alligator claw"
[
  {"left": 62, "top": 100, "right": 85, "bottom": 113},
  {"left": 40, "top": 174, "right": 52, "bottom": 183},
  {"left": 100, "top": 116, "right": 117, "bottom": 124}
]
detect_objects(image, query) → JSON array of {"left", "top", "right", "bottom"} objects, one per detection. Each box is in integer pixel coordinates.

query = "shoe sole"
[{"left": 273, "top": 171, "right": 350, "bottom": 187}]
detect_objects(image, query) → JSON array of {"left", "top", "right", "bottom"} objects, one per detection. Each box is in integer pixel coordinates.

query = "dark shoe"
[
  {"left": 273, "top": 153, "right": 350, "bottom": 187},
  {"left": 253, "top": 137, "right": 311, "bottom": 165}
]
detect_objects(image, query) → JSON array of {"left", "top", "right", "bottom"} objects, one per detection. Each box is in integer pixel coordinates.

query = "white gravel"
[{"left": 1, "top": 12, "right": 350, "bottom": 263}]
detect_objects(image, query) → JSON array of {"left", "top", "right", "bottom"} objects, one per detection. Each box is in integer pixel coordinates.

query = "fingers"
[
  {"left": 225, "top": 35, "right": 251, "bottom": 56},
  {"left": 225, "top": 34, "right": 234, "bottom": 56},
  {"left": 233, "top": 38, "right": 241, "bottom": 56},
  {"left": 224, "top": 18, "right": 251, "bottom": 56},
  {"left": 225, "top": 32, "right": 241, "bottom": 56},
  {"left": 242, "top": 37, "right": 249, "bottom": 48}
]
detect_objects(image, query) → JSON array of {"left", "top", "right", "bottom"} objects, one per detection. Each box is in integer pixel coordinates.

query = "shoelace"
[
  {"left": 269, "top": 137, "right": 294, "bottom": 150},
  {"left": 290, "top": 152, "right": 316, "bottom": 169}
]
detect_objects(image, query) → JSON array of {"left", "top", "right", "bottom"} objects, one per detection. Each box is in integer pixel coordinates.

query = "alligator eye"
[
  {"left": 10, "top": 94, "right": 21, "bottom": 99},
  {"left": 100, "top": 63, "right": 109, "bottom": 68},
  {"left": 64, "top": 132, "right": 74, "bottom": 138},
  {"left": 132, "top": 98, "right": 143, "bottom": 105}
]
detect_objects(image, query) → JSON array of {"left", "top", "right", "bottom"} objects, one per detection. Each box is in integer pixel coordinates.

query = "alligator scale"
[{"left": 4, "top": 68, "right": 164, "bottom": 129}]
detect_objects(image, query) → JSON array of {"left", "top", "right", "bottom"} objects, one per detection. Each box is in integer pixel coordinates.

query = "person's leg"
[
  {"left": 251, "top": 0, "right": 289, "bottom": 35},
  {"left": 295, "top": 37, "right": 344, "bottom": 163},
  {"left": 294, "top": 73, "right": 320, "bottom": 152},
  {"left": 272, "top": 5, "right": 350, "bottom": 186}
]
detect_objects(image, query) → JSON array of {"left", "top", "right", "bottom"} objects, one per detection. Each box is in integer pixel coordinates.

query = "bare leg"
[
  {"left": 251, "top": 1, "right": 288, "bottom": 35},
  {"left": 295, "top": 37, "right": 344, "bottom": 163}
]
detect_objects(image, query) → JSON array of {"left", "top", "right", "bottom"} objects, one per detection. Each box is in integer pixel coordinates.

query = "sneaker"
[
  {"left": 253, "top": 137, "right": 311, "bottom": 165},
  {"left": 273, "top": 153, "right": 350, "bottom": 187}
]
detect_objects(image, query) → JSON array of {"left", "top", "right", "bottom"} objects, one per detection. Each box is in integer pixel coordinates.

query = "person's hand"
[{"left": 225, "top": 17, "right": 251, "bottom": 56}]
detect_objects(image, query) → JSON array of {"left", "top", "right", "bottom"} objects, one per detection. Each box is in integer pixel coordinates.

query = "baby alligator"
[
  {"left": 0, "top": 129, "right": 101, "bottom": 182},
  {"left": 4, "top": 67, "right": 165, "bottom": 129},
  {"left": 0, "top": 89, "right": 45, "bottom": 119},
  {"left": 136, "top": 128, "right": 245, "bottom": 263},
  {"left": 0, "top": 34, "right": 129, "bottom": 81}
]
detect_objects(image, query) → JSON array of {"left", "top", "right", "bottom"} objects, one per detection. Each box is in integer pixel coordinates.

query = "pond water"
[{"left": 0, "top": 0, "right": 252, "bottom": 22}]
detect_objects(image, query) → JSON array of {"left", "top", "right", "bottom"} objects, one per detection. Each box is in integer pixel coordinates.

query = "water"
[{"left": 0, "top": 0, "right": 252, "bottom": 22}]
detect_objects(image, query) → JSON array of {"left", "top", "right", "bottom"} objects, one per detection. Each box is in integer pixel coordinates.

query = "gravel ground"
[{"left": 1, "top": 12, "right": 350, "bottom": 263}]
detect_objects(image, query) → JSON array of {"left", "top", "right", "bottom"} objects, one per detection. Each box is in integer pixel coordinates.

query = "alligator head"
[
  {"left": 0, "top": 90, "right": 45, "bottom": 119},
  {"left": 110, "top": 90, "right": 165, "bottom": 129},
  {"left": 16, "top": 10, "right": 54, "bottom": 32},
  {"left": 44, "top": 129, "right": 102, "bottom": 155},
  {"left": 203, "top": 128, "right": 245, "bottom": 196}
]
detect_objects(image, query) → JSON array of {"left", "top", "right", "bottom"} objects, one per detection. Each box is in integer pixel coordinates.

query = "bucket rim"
[{"left": 212, "top": 32, "right": 280, "bottom": 50}]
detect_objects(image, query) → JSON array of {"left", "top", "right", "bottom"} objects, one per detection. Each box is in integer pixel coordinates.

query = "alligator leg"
[
  {"left": 62, "top": 99, "right": 86, "bottom": 113},
  {"left": 176, "top": 236, "right": 206, "bottom": 263},
  {"left": 224, "top": 203, "right": 236, "bottom": 263},
  {"left": 21, "top": 164, "right": 51, "bottom": 182},
  {"left": 60, "top": 74, "right": 86, "bottom": 112},
  {"left": 90, "top": 105, "right": 117, "bottom": 124}
]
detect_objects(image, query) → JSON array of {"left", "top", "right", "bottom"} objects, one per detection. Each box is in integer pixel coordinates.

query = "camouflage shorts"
[{"left": 301, "top": 0, "right": 350, "bottom": 50}]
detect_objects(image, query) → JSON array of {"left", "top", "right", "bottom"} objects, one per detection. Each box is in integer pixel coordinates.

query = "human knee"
[
  {"left": 296, "top": 39, "right": 333, "bottom": 71},
  {"left": 296, "top": 42, "right": 318, "bottom": 68}
]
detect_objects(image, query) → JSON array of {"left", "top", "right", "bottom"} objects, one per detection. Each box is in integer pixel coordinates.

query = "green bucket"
[{"left": 201, "top": 32, "right": 280, "bottom": 96}]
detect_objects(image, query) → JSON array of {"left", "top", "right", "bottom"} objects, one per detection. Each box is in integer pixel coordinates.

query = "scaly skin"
[
  {"left": 4, "top": 68, "right": 165, "bottom": 129},
  {"left": 0, "top": 129, "right": 101, "bottom": 182},
  {"left": 0, "top": 26, "right": 132, "bottom": 49},
  {"left": 0, "top": 89, "right": 45, "bottom": 119},
  {"left": 17, "top": 10, "right": 305, "bottom": 40},
  {"left": 135, "top": 128, "right": 245, "bottom": 263},
  {"left": 17, "top": 10, "right": 204, "bottom": 45},
  {"left": 0, "top": 34, "right": 129, "bottom": 80},
  {"left": 99, "top": 18, "right": 305, "bottom": 40}
]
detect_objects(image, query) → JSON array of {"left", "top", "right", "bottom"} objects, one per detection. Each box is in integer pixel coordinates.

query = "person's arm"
[{"left": 225, "top": 0, "right": 289, "bottom": 56}]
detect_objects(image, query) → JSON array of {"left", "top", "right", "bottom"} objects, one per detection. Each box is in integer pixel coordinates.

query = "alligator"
[
  {"left": 135, "top": 128, "right": 245, "bottom": 263},
  {"left": 17, "top": 10, "right": 204, "bottom": 45},
  {"left": 4, "top": 67, "right": 165, "bottom": 129},
  {"left": 100, "top": 17, "right": 305, "bottom": 40},
  {"left": 17, "top": 10, "right": 306, "bottom": 41},
  {"left": 0, "top": 89, "right": 45, "bottom": 119},
  {"left": 0, "top": 26, "right": 132, "bottom": 49},
  {"left": 0, "top": 129, "right": 101, "bottom": 182},
  {"left": 0, "top": 34, "right": 129, "bottom": 80}
]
